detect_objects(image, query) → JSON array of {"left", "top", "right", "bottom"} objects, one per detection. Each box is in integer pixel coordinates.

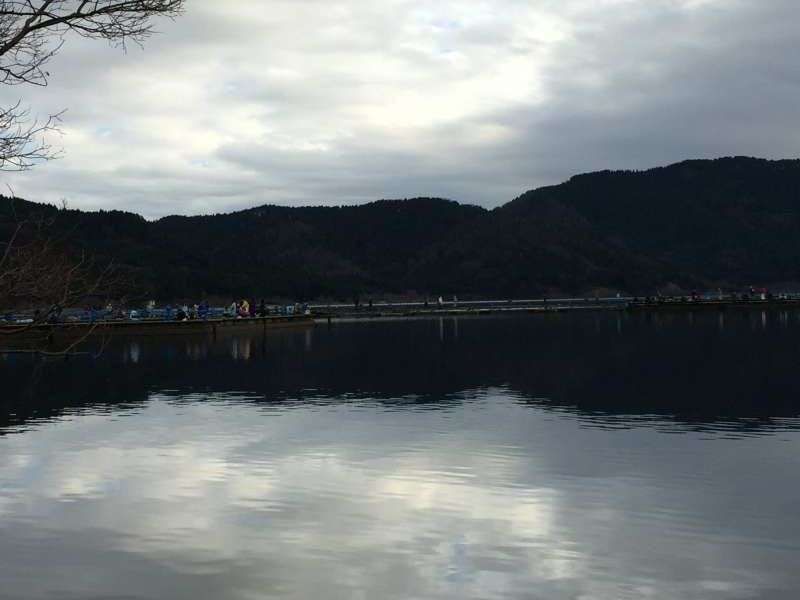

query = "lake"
[{"left": 2, "top": 311, "right": 800, "bottom": 599}]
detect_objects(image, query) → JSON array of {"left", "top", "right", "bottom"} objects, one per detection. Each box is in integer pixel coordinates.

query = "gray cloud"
[{"left": 0, "top": 0, "right": 799, "bottom": 218}]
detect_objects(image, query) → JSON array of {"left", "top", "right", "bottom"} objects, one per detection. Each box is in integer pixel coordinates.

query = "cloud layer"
[{"left": 1, "top": 0, "right": 798, "bottom": 218}]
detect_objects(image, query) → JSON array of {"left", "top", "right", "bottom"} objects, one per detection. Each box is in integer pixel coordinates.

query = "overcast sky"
[{"left": 1, "top": 0, "right": 798, "bottom": 219}]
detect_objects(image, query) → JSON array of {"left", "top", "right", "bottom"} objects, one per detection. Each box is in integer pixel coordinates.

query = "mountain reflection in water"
[
  {"left": 1, "top": 313, "right": 800, "bottom": 600},
  {"left": 4, "top": 311, "right": 800, "bottom": 432}
]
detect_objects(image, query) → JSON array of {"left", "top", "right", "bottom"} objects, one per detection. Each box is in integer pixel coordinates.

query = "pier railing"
[
  {"left": 0, "top": 305, "right": 308, "bottom": 326},
  {"left": 6, "top": 293, "right": 800, "bottom": 325},
  {"left": 309, "top": 296, "right": 634, "bottom": 317}
]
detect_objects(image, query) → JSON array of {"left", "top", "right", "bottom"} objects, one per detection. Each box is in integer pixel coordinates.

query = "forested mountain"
[{"left": 3, "top": 156, "right": 800, "bottom": 301}]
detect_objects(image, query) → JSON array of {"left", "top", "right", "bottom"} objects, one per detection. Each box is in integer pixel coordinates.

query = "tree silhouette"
[
  {"left": 0, "top": 1, "right": 185, "bottom": 353},
  {"left": 0, "top": 0, "right": 184, "bottom": 170}
]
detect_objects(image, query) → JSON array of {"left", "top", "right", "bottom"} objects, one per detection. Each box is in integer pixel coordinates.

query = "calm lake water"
[{"left": 2, "top": 311, "right": 800, "bottom": 600}]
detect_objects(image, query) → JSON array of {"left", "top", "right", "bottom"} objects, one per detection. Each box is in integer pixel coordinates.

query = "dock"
[
  {"left": 626, "top": 298, "right": 800, "bottom": 311},
  {"left": 312, "top": 295, "right": 800, "bottom": 320},
  {"left": 311, "top": 297, "right": 629, "bottom": 320},
  {"left": 0, "top": 313, "right": 315, "bottom": 343}
]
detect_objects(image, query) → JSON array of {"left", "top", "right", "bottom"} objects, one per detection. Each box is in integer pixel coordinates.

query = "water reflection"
[
  {"left": 5, "top": 312, "right": 800, "bottom": 431},
  {"left": 2, "top": 313, "right": 800, "bottom": 599},
  {"left": 1, "top": 390, "right": 799, "bottom": 600},
  {"left": 230, "top": 336, "right": 252, "bottom": 361}
]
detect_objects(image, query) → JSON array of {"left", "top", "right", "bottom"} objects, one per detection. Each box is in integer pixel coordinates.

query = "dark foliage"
[{"left": 3, "top": 156, "right": 800, "bottom": 301}]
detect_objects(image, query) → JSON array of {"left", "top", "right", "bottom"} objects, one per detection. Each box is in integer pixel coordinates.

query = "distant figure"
[
  {"left": 46, "top": 305, "right": 62, "bottom": 324},
  {"left": 368, "top": 299, "right": 373, "bottom": 310},
  {"left": 228, "top": 300, "right": 237, "bottom": 318},
  {"left": 258, "top": 299, "right": 267, "bottom": 317},
  {"left": 239, "top": 299, "right": 250, "bottom": 318},
  {"left": 175, "top": 306, "right": 188, "bottom": 321},
  {"left": 190, "top": 304, "right": 199, "bottom": 320},
  {"left": 438, "top": 296, "right": 443, "bottom": 306}
]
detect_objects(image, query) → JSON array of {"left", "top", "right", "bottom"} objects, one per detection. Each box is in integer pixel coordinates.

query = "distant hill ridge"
[{"left": 3, "top": 156, "right": 800, "bottom": 300}]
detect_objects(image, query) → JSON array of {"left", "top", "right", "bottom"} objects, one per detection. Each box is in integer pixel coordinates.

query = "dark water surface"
[{"left": 2, "top": 311, "right": 800, "bottom": 599}]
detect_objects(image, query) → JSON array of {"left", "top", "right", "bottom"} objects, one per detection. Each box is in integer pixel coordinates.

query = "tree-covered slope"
[
  {"left": 3, "top": 157, "right": 800, "bottom": 301},
  {"left": 501, "top": 157, "right": 800, "bottom": 285}
]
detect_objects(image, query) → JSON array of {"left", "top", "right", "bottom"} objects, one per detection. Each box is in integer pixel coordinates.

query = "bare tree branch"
[
  {"left": 0, "top": 1, "right": 184, "bottom": 354},
  {"left": 0, "top": 0, "right": 184, "bottom": 169},
  {"left": 0, "top": 1, "right": 184, "bottom": 85},
  {"left": 0, "top": 203, "right": 131, "bottom": 353},
  {"left": 0, "top": 101, "right": 62, "bottom": 170}
]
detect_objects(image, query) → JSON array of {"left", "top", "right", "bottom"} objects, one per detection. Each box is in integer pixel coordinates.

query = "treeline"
[{"left": 3, "top": 156, "right": 800, "bottom": 301}]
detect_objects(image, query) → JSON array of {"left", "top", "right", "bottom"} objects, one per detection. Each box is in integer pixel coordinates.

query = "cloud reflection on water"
[
  {"left": 4, "top": 313, "right": 800, "bottom": 598},
  {"left": 1, "top": 389, "right": 799, "bottom": 600}
]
